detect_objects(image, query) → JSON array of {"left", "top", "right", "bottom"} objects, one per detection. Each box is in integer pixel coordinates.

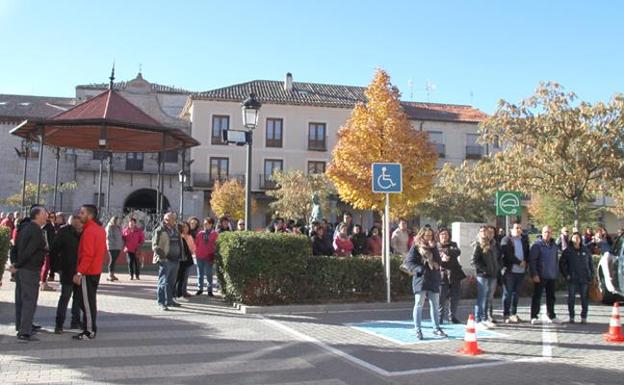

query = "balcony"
[
  {"left": 192, "top": 173, "right": 244, "bottom": 188},
  {"left": 465, "top": 145, "right": 484, "bottom": 160},
  {"left": 308, "top": 138, "right": 327, "bottom": 151},
  {"left": 259, "top": 174, "right": 278, "bottom": 189},
  {"left": 435, "top": 143, "right": 446, "bottom": 158}
]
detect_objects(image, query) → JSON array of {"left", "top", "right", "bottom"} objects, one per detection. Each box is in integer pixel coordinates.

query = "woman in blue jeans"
[
  {"left": 471, "top": 226, "right": 500, "bottom": 329},
  {"left": 404, "top": 227, "right": 448, "bottom": 340}
]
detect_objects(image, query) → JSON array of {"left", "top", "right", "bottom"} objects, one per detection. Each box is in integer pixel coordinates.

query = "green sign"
[{"left": 495, "top": 191, "right": 522, "bottom": 216}]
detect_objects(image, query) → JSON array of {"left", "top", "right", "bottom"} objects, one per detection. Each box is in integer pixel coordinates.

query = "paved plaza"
[{"left": 1, "top": 271, "right": 623, "bottom": 385}]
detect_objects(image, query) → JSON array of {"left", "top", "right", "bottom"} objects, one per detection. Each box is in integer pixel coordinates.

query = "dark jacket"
[
  {"left": 529, "top": 237, "right": 559, "bottom": 280},
  {"left": 559, "top": 245, "right": 594, "bottom": 284},
  {"left": 500, "top": 235, "right": 530, "bottom": 273},
  {"left": 437, "top": 241, "right": 466, "bottom": 284},
  {"left": 351, "top": 233, "right": 368, "bottom": 256},
  {"left": 471, "top": 241, "right": 500, "bottom": 278},
  {"left": 15, "top": 221, "right": 47, "bottom": 272},
  {"left": 404, "top": 244, "right": 442, "bottom": 293},
  {"left": 50, "top": 224, "right": 81, "bottom": 284},
  {"left": 312, "top": 235, "right": 333, "bottom": 256}
]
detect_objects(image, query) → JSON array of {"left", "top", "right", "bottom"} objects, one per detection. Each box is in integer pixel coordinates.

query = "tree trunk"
[{"left": 573, "top": 196, "right": 580, "bottom": 231}]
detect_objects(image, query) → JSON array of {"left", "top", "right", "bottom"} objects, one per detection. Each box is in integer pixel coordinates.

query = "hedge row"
[
  {"left": 215, "top": 232, "right": 412, "bottom": 305},
  {"left": 0, "top": 227, "right": 10, "bottom": 278}
]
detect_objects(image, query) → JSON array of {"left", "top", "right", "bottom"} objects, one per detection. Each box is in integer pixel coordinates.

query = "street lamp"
[
  {"left": 241, "top": 93, "right": 261, "bottom": 231},
  {"left": 178, "top": 168, "right": 187, "bottom": 219}
]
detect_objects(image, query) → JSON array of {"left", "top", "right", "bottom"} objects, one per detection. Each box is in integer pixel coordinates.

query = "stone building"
[{"left": 0, "top": 73, "right": 201, "bottom": 219}]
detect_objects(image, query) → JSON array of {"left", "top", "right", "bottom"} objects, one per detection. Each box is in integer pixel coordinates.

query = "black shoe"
[
  {"left": 130, "top": 276, "right": 134, "bottom": 280},
  {"left": 195, "top": 290, "right": 203, "bottom": 296},
  {"left": 207, "top": 292, "right": 214, "bottom": 297},
  {"left": 168, "top": 301, "right": 182, "bottom": 307},
  {"left": 17, "top": 334, "right": 40, "bottom": 342},
  {"left": 451, "top": 317, "right": 462, "bottom": 324},
  {"left": 433, "top": 328, "right": 448, "bottom": 338},
  {"left": 54, "top": 327, "right": 63, "bottom": 334},
  {"left": 72, "top": 331, "right": 96, "bottom": 340},
  {"left": 415, "top": 328, "right": 423, "bottom": 340},
  {"left": 158, "top": 305, "right": 170, "bottom": 311},
  {"left": 32, "top": 324, "right": 42, "bottom": 331},
  {"left": 136, "top": 276, "right": 140, "bottom": 280}
]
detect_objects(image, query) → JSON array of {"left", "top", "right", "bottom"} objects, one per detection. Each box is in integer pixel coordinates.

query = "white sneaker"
[
  {"left": 477, "top": 321, "right": 491, "bottom": 330},
  {"left": 530, "top": 318, "right": 539, "bottom": 325},
  {"left": 484, "top": 320, "right": 496, "bottom": 328},
  {"left": 549, "top": 318, "right": 562, "bottom": 324}
]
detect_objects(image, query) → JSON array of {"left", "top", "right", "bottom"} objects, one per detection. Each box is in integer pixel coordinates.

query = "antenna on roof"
[
  {"left": 138, "top": 62, "right": 142, "bottom": 75},
  {"left": 109, "top": 61, "right": 116, "bottom": 90},
  {"left": 407, "top": 79, "right": 414, "bottom": 101},
  {"left": 425, "top": 80, "right": 436, "bottom": 102}
]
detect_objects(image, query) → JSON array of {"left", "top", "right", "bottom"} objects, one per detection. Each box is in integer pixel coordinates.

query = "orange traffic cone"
[
  {"left": 604, "top": 302, "right": 624, "bottom": 342},
  {"left": 457, "top": 313, "right": 484, "bottom": 355}
]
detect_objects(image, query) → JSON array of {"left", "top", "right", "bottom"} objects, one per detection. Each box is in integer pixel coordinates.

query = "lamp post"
[
  {"left": 178, "top": 169, "right": 187, "bottom": 219},
  {"left": 241, "top": 93, "right": 261, "bottom": 231}
]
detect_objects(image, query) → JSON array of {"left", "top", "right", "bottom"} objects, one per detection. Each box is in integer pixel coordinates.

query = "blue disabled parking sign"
[{"left": 372, "top": 163, "right": 402, "bottom": 193}]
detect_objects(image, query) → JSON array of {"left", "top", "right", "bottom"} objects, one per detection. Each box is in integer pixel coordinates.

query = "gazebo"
[{"left": 10, "top": 70, "right": 199, "bottom": 217}]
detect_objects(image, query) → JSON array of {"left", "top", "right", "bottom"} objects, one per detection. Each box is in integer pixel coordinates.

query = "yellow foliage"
[
  {"left": 210, "top": 179, "right": 248, "bottom": 221},
  {"left": 326, "top": 69, "right": 437, "bottom": 217}
]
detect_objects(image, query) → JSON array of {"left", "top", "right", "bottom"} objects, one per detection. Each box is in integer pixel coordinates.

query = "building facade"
[
  {"left": 183, "top": 73, "right": 492, "bottom": 229},
  {"left": 0, "top": 73, "right": 201, "bottom": 220}
]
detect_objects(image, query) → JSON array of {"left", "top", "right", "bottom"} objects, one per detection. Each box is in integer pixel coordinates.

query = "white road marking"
[
  {"left": 261, "top": 316, "right": 544, "bottom": 377},
  {"left": 540, "top": 304, "right": 557, "bottom": 359}
]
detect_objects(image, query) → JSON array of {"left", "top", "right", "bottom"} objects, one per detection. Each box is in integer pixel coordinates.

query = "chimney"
[{"left": 284, "top": 72, "right": 293, "bottom": 92}]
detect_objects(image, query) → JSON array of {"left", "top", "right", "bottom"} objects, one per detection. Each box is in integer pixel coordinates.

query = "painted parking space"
[{"left": 348, "top": 320, "right": 507, "bottom": 345}]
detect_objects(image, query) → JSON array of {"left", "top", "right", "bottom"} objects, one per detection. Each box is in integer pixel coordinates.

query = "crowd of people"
[
  {"left": 401, "top": 221, "right": 617, "bottom": 340},
  {"left": 1, "top": 206, "right": 620, "bottom": 343}
]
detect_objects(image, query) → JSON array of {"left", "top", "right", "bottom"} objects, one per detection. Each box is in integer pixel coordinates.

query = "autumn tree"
[
  {"left": 327, "top": 69, "right": 437, "bottom": 217},
  {"left": 266, "top": 170, "right": 335, "bottom": 224},
  {"left": 479, "top": 82, "right": 624, "bottom": 229},
  {"left": 2, "top": 181, "right": 78, "bottom": 207},
  {"left": 210, "top": 179, "right": 247, "bottom": 221},
  {"left": 416, "top": 162, "right": 495, "bottom": 226},
  {"left": 527, "top": 193, "right": 600, "bottom": 231}
]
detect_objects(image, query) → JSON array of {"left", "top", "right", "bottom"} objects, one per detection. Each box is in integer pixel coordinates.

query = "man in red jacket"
[{"left": 72, "top": 204, "right": 106, "bottom": 340}]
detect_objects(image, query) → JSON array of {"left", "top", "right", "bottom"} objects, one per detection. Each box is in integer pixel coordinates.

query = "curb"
[{"left": 235, "top": 300, "right": 414, "bottom": 315}]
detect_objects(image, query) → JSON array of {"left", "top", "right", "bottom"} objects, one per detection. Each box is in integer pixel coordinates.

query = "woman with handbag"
[
  {"left": 175, "top": 222, "right": 196, "bottom": 299},
  {"left": 437, "top": 228, "right": 466, "bottom": 324},
  {"left": 403, "top": 227, "right": 448, "bottom": 340}
]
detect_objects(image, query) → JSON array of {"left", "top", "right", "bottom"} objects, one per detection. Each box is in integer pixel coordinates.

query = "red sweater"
[
  {"left": 122, "top": 227, "right": 145, "bottom": 253},
  {"left": 195, "top": 229, "right": 218, "bottom": 262},
  {"left": 333, "top": 236, "right": 354, "bottom": 256},
  {"left": 77, "top": 219, "right": 107, "bottom": 275}
]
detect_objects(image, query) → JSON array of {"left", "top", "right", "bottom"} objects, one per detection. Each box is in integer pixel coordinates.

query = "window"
[
  {"left": 307, "top": 161, "right": 326, "bottom": 174},
  {"left": 93, "top": 193, "right": 105, "bottom": 207},
  {"left": 211, "top": 115, "right": 230, "bottom": 145},
  {"left": 125, "top": 152, "right": 144, "bottom": 171},
  {"left": 465, "top": 133, "right": 483, "bottom": 159},
  {"left": 93, "top": 150, "right": 109, "bottom": 160},
  {"left": 427, "top": 131, "right": 445, "bottom": 157},
  {"left": 161, "top": 150, "right": 178, "bottom": 163},
  {"left": 266, "top": 118, "right": 283, "bottom": 147},
  {"left": 209, "top": 157, "right": 229, "bottom": 183},
  {"left": 308, "top": 122, "right": 326, "bottom": 151},
  {"left": 262, "top": 159, "right": 283, "bottom": 189}
]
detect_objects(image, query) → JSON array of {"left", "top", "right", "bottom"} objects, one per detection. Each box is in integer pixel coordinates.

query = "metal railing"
[{"left": 192, "top": 173, "right": 245, "bottom": 188}]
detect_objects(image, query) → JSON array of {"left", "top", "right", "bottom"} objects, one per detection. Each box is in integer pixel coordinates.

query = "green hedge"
[
  {"left": 0, "top": 227, "right": 10, "bottom": 279},
  {"left": 216, "top": 232, "right": 412, "bottom": 305}
]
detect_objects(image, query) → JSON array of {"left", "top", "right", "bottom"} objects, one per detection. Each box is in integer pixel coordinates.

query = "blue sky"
[{"left": 1, "top": 0, "right": 622, "bottom": 113}]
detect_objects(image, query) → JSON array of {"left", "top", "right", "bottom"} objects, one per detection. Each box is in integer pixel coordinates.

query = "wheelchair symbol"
[{"left": 376, "top": 166, "right": 397, "bottom": 190}]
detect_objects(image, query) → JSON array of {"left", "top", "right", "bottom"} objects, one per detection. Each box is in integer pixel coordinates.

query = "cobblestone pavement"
[{"left": 1, "top": 271, "right": 623, "bottom": 385}]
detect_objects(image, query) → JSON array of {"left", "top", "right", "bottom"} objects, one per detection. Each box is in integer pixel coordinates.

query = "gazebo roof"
[{"left": 10, "top": 89, "right": 199, "bottom": 152}]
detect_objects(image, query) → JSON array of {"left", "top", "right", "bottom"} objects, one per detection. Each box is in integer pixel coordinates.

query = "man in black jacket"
[
  {"left": 51, "top": 215, "right": 83, "bottom": 333},
  {"left": 10, "top": 205, "right": 48, "bottom": 342},
  {"left": 500, "top": 221, "right": 530, "bottom": 323}
]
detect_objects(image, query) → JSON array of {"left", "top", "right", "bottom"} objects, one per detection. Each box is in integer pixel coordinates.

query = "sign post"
[
  {"left": 372, "top": 163, "right": 402, "bottom": 304},
  {"left": 495, "top": 191, "right": 522, "bottom": 236}
]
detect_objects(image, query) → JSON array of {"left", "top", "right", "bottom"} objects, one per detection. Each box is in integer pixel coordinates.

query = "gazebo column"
[
  {"left": 106, "top": 152, "right": 112, "bottom": 218},
  {"left": 35, "top": 126, "right": 45, "bottom": 204},
  {"left": 20, "top": 140, "right": 30, "bottom": 216},
  {"left": 97, "top": 157, "right": 104, "bottom": 216},
  {"left": 156, "top": 154, "right": 161, "bottom": 215},
  {"left": 52, "top": 147, "right": 60, "bottom": 211}
]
